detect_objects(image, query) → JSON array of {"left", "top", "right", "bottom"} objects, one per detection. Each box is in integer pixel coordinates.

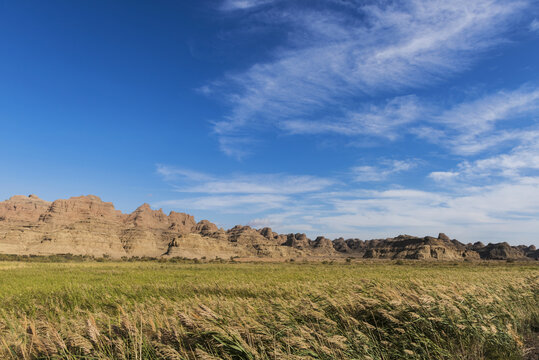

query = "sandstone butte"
[{"left": 0, "top": 194, "right": 537, "bottom": 261}]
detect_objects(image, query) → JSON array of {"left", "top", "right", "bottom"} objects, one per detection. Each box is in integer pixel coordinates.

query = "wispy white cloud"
[
  {"left": 530, "top": 18, "right": 539, "bottom": 32},
  {"left": 156, "top": 164, "right": 212, "bottom": 182},
  {"left": 436, "top": 87, "right": 539, "bottom": 134},
  {"left": 157, "top": 165, "right": 334, "bottom": 194},
  {"left": 156, "top": 194, "right": 288, "bottom": 213},
  {"left": 429, "top": 131, "right": 539, "bottom": 181},
  {"left": 155, "top": 165, "right": 337, "bottom": 214},
  {"left": 216, "top": 136, "right": 256, "bottom": 160},
  {"left": 284, "top": 84, "right": 539, "bottom": 157},
  {"left": 352, "top": 159, "right": 418, "bottom": 182},
  {"left": 428, "top": 171, "right": 459, "bottom": 182},
  {"left": 182, "top": 175, "right": 334, "bottom": 194},
  {"left": 392, "top": 84, "right": 539, "bottom": 158},
  {"left": 429, "top": 86, "right": 539, "bottom": 155},
  {"left": 282, "top": 96, "right": 422, "bottom": 140},
  {"left": 209, "top": 0, "right": 530, "bottom": 156},
  {"left": 221, "top": 0, "right": 274, "bottom": 11}
]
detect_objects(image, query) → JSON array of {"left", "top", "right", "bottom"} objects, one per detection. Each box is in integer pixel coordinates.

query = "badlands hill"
[{"left": 0, "top": 194, "right": 537, "bottom": 261}]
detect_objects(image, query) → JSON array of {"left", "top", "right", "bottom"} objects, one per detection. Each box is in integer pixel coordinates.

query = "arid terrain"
[{"left": 1, "top": 194, "right": 537, "bottom": 261}]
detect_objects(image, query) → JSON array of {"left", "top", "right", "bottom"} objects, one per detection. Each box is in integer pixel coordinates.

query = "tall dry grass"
[{"left": 0, "top": 261, "right": 537, "bottom": 359}]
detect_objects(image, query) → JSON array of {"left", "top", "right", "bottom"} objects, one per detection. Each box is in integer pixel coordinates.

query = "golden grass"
[{"left": 0, "top": 261, "right": 537, "bottom": 359}]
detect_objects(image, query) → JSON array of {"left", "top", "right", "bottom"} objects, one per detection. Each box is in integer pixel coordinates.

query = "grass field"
[{"left": 0, "top": 260, "right": 537, "bottom": 359}]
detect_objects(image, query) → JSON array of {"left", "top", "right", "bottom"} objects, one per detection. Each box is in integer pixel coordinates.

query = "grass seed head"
[{"left": 66, "top": 333, "right": 93, "bottom": 355}]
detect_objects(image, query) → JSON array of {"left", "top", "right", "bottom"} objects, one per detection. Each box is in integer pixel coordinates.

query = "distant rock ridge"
[{"left": 0, "top": 195, "right": 537, "bottom": 260}]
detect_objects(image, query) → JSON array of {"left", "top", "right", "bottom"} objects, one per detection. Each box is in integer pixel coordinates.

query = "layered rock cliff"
[{"left": 0, "top": 195, "right": 537, "bottom": 260}]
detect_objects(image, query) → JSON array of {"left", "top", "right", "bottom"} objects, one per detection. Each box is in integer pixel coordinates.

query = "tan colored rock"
[
  {"left": 283, "top": 233, "right": 310, "bottom": 249},
  {"left": 0, "top": 195, "right": 51, "bottom": 222},
  {"left": 438, "top": 233, "right": 451, "bottom": 241},
  {"left": 168, "top": 212, "right": 196, "bottom": 234},
  {"left": 165, "top": 233, "right": 250, "bottom": 259},
  {"left": 0, "top": 194, "right": 536, "bottom": 261},
  {"left": 195, "top": 220, "right": 219, "bottom": 235},
  {"left": 40, "top": 195, "right": 122, "bottom": 225},
  {"left": 126, "top": 204, "right": 168, "bottom": 229}
]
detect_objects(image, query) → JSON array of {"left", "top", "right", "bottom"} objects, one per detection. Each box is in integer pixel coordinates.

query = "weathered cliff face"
[
  {"left": 475, "top": 242, "right": 538, "bottom": 260},
  {"left": 40, "top": 195, "right": 122, "bottom": 225},
  {"left": 337, "top": 234, "right": 480, "bottom": 260},
  {"left": 0, "top": 195, "right": 537, "bottom": 260},
  {"left": 0, "top": 195, "right": 201, "bottom": 258},
  {"left": 337, "top": 234, "right": 537, "bottom": 260},
  {"left": 0, "top": 195, "right": 51, "bottom": 222}
]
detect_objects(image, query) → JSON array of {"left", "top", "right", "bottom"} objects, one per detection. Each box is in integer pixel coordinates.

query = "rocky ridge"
[{"left": 0, "top": 195, "right": 537, "bottom": 260}]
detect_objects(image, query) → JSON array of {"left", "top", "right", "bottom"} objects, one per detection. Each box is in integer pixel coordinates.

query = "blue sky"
[{"left": 1, "top": 0, "right": 539, "bottom": 245}]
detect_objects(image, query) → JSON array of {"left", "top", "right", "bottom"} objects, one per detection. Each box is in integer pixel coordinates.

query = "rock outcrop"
[
  {"left": 0, "top": 195, "right": 537, "bottom": 260},
  {"left": 340, "top": 234, "right": 481, "bottom": 260},
  {"left": 0, "top": 195, "right": 51, "bottom": 222}
]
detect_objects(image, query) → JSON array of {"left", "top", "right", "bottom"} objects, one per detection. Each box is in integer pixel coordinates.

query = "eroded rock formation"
[{"left": 0, "top": 195, "right": 537, "bottom": 260}]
